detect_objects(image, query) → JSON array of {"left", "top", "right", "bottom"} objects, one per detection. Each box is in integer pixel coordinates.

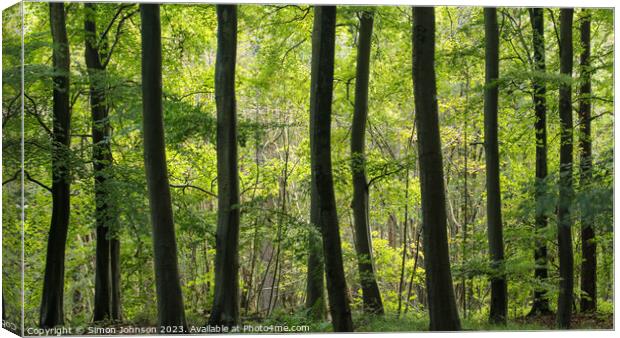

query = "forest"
[{"left": 1, "top": 2, "right": 614, "bottom": 334}]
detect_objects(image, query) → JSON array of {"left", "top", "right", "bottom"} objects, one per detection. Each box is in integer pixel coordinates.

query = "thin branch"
[
  {"left": 25, "top": 171, "right": 52, "bottom": 192},
  {"left": 102, "top": 8, "right": 139, "bottom": 68},
  {"left": 24, "top": 93, "right": 52, "bottom": 136},
  {"left": 170, "top": 183, "right": 217, "bottom": 198},
  {"left": 98, "top": 4, "right": 134, "bottom": 45},
  {"left": 2, "top": 171, "right": 19, "bottom": 186},
  {"left": 367, "top": 165, "right": 405, "bottom": 188},
  {"left": 281, "top": 38, "right": 306, "bottom": 65}
]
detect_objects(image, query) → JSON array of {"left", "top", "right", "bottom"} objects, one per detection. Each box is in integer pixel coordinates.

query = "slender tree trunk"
[
  {"left": 412, "top": 6, "right": 461, "bottom": 331},
  {"left": 528, "top": 7, "right": 552, "bottom": 317},
  {"left": 245, "top": 107, "right": 262, "bottom": 316},
  {"left": 461, "top": 76, "right": 471, "bottom": 319},
  {"left": 85, "top": 3, "right": 119, "bottom": 322},
  {"left": 578, "top": 10, "right": 596, "bottom": 313},
  {"left": 557, "top": 8, "right": 575, "bottom": 329},
  {"left": 209, "top": 4, "right": 240, "bottom": 328},
  {"left": 140, "top": 4, "right": 187, "bottom": 329},
  {"left": 404, "top": 226, "right": 421, "bottom": 314},
  {"left": 309, "top": 6, "right": 353, "bottom": 332},
  {"left": 396, "top": 168, "right": 410, "bottom": 317},
  {"left": 350, "top": 9, "right": 384, "bottom": 316},
  {"left": 268, "top": 131, "right": 289, "bottom": 315},
  {"left": 483, "top": 7, "right": 507, "bottom": 325},
  {"left": 40, "top": 3, "right": 71, "bottom": 328}
]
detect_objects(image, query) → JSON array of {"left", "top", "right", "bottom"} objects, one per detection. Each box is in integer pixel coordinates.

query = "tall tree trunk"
[
  {"left": 85, "top": 3, "right": 120, "bottom": 322},
  {"left": 528, "top": 7, "right": 552, "bottom": 317},
  {"left": 309, "top": 6, "right": 353, "bottom": 332},
  {"left": 140, "top": 4, "right": 187, "bottom": 329},
  {"left": 209, "top": 4, "right": 240, "bottom": 328},
  {"left": 557, "top": 8, "right": 575, "bottom": 329},
  {"left": 40, "top": 3, "right": 71, "bottom": 328},
  {"left": 350, "top": 9, "right": 384, "bottom": 316},
  {"left": 578, "top": 10, "right": 596, "bottom": 313},
  {"left": 411, "top": 6, "right": 461, "bottom": 331},
  {"left": 483, "top": 7, "right": 507, "bottom": 325}
]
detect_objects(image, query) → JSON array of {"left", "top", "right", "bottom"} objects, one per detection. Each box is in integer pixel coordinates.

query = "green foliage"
[{"left": 2, "top": 2, "right": 613, "bottom": 331}]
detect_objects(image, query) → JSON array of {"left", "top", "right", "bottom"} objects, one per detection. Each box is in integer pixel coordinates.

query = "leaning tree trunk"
[
  {"left": 483, "top": 7, "right": 507, "bottom": 325},
  {"left": 85, "top": 3, "right": 121, "bottom": 322},
  {"left": 578, "top": 10, "right": 596, "bottom": 313},
  {"left": 557, "top": 8, "right": 575, "bottom": 329},
  {"left": 209, "top": 4, "right": 240, "bottom": 328},
  {"left": 140, "top": 4, "right": 187, "bottom": 329},
  {"left": 40, "top": 3, "right": 71, "bottom": 328},
  {"left": 527, "top": 7, "right": 552, "bottom": 317},
  {"left": 350, "top": 9, "right": 384, "bottom": 316},
  {"left": 309, "top": 5, "right": 353, "bottom": 332},
  {"left": 411, "top": 6, "right": 461, "bottom": 331}
]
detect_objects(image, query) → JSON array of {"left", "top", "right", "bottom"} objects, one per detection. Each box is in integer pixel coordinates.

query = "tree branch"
[
  {"left": 25, "top": 171, "right": 52, "bottom": 192},
  {"left": 2, "top": 171, "right": 19, "bottom": 186},
  {"left": 170, "top": 183, "right": 217, "bottom": 198}
]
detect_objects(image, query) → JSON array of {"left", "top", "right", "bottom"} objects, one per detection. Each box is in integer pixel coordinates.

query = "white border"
[{"left": 0, "top": 1, "right": 617, "bottom": 338}]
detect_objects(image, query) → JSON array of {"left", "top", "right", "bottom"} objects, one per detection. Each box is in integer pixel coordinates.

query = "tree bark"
[
  {"left": 350, "top": 9, "right": 384, "bottom": 316},
  {"left": 40, "top": 3, "right": 71, "bottom": 328},
  {"left": 140, "top": 4, "right": 187, "bottom": 329},
  {"left": 309, "top": 6, "right": 353, "bottom": 332},
  {"left": 412, "top": 6, "right": 461, "bottom": 331},
  {"left": 110, "top": 237, "right": 121, "bottom": 320},
  {"left": 305, "top": 185, "right": 326, "bottom": 319},
  {"left": 483, "top": 7, "right": 507, "bottom": 325},
  {"left": 527, "top": 7, "right": 552, "bottom": 317},
  {"left": 557, "top": 8, "right": 575, "bottom": 329},
  {"left": 209, "top": 4, "right": 240, "bottom": 328},
  {"left": 578, "top": 10, "right": 596, "bottom": 313},
  {"left": 85, "top": 3, "right": 121, "bottom": 322}
]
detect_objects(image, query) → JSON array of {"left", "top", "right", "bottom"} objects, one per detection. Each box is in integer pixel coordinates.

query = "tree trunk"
[
  {"left": 557, "top": 8, "right": 575, "bottom": 329},
  {"left": 350, "top": 9, "right": 384, "bottom": 316},
  {"left": 40, "top": 3, "right": 71, "bottom": 328},
  {"left": 110, "top": 237, "right": 121, "bottom": 320},
  {"left": 483, "top": 7, "right": 507, "bottom": 325},
  {"left": 85, "top": 3, "right": 120, "bottom": 322},
  {"left": 140, "top": 4, "right": 187, "bottom": 329},
  {"left": 528, "top": 7, "right": 552, "bottom": 317},
  {"left": 209, "top": 4, "right": 240, "bottom": 328},
  {"left": 578, "top": 10, "right": 596, "bottom": 313},
  {"left": 305, "top": 185, "right": 326, "bottom": 319},
  {"left": 309, "top": 6, "right": 353, "bottom": 332},
  {"left": 411, "top": 6, "right": 461, "bottom": 331}
]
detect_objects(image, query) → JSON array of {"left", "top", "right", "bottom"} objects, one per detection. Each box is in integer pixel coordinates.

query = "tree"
[
  {"left": 350, "top": 9, "right": 384, "bottom": 316},
  {"left": 140, "top": 3, "right": 187, "bottom": 329},
  {"left": 527, "top": 7, "right": 552, "bottom": 317},
  {"left": 209, "top": 4, "right": 241, "bottom": 328},
  {"left": 39, "top": 3, "right": 72, "bottom": 328},
  {"left": 483, "top": 7, "right": 507, "bottom": 325},
  {"left": 309, "top": 5, "right": 353, "bottom": 332},
  {"left": 578, "top": 9, "right": 596, "bottom": 313},
  {"left": 557, "top": 7, "right": 574, "bottom": 329},
  {"left": 84, "top": 3, "right": 122, "bottom": 322},
  {"left": 411, "top": 6, "right": 461, "bottom": 331}
]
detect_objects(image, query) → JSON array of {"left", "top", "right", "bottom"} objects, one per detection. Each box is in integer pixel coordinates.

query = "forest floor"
[
  {"left": 72, "top": 310, "right": 614, "bottom": 334},
  {"left": 511, "top": 312, "right": 614, "bottom": 330},
  {"left": 350, "top": 311, "right": 614, "bottom": 332}
]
